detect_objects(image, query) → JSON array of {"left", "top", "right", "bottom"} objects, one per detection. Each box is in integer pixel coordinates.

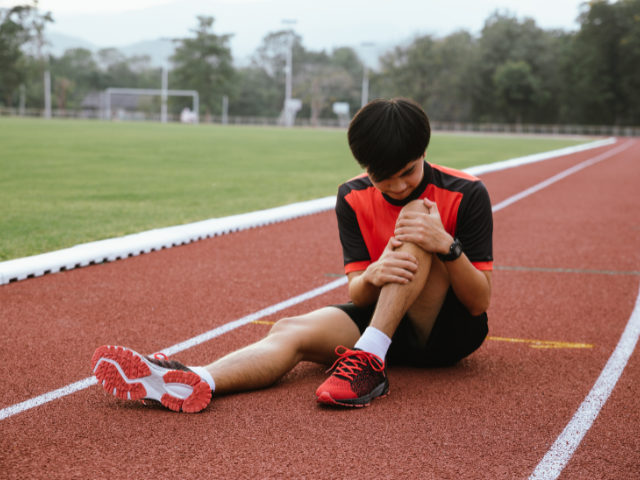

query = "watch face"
[{"left": 454, "top": 244, "right": 462, "bottom": 257}]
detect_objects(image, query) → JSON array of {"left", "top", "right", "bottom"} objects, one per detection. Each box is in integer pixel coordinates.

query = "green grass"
[{"left": 0, "top": 118, "right": 587, "bottom": 261}]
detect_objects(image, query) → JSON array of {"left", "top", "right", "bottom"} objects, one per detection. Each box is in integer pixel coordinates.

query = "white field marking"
[
  {"left": 492, "top": 139, "right": 634, "bottom": 213},
  {"left": 0, "top": 138, "right": 633, "bottom": 424},
  {"left": 0, "top": 277, "right": 347, "bottom": 422},
  {"left": 0, "top": 377, "right": 98, "bottom": 422},
  {"left": 0, "top": 137, "right": 616, "bottom": 286},
  {"left": 160, "top": 276, "right": 348, "bottom": 356},
  {"left": 529, "top": 282, "right": 640, "bottom": 480},
  {"left": 464, "top": 136, "right": 615, "bottom": 177}
]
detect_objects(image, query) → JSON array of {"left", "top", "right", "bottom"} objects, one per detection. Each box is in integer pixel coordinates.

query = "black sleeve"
[
  {"left": 455, "top": 181, "right": 493, "bottom": 264},
  {"left": 335, "top": 186, "right": 371, "bottom": 267}
]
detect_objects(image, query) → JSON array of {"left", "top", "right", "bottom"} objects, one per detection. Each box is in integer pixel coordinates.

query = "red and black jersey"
[{"left": 336, "top": 161, "right": 493, "bottom": 274}]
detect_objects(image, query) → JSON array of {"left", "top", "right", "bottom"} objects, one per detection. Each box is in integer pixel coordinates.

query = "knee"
[
  {"left": 400, "top": 199, "right": 429, "bottom": 215},
  {"left": 268, "top": 316, "right": 305, "bottom": 338}
]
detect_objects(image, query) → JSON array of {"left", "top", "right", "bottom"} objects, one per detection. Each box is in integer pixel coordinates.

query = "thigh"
[{"left": 273, "top": 307, "right": 361, "bottom": 365}]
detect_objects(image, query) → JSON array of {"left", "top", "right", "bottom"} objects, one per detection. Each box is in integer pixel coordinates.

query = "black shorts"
[{"left": 331, "top": 287, "right": 488, "bottom": 368}]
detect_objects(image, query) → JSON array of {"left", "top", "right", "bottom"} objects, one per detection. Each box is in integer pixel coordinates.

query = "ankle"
[
  {"left": 354, "top": 327, "right": 392, "bottom": 360},
  {"left": 189, "top": 366, "right": 216, "bottom": 392}
]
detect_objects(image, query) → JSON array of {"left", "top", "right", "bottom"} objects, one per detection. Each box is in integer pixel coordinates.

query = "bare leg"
[
  {"left": 369, "top": 201, "right": 451, "bottom": 346},
  {"left": 204, "top": 307, "right": 360, "bottom": 395}
]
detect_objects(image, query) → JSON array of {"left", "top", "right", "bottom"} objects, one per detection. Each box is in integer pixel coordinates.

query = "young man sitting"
[{"left": 91, "top": 97, "right": 493, "bottom": 412}]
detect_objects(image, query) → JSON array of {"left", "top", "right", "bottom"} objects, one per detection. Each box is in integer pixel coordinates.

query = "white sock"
[
  {"left": 189, "top": 366, "right": 216, "bottom": 392},
  {"left": 354, "top": 327, "right": 392, "bottom": 360}
]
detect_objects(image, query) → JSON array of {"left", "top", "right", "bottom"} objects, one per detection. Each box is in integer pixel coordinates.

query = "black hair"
[{"left": 347, "top": 98, "right": 431, "bottom": 182}]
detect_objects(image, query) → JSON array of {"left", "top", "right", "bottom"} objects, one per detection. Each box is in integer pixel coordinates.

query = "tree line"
[{"left": 1, "top": 0, "right": 639, "bottom": 125}]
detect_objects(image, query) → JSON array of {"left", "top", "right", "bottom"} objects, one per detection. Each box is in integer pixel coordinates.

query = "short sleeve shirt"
[{"left": 336, "top": 161, "right": 493, "bottom": 274}]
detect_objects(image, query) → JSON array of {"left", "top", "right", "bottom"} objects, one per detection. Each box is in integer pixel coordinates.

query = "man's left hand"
[{"left": 394, "top": 198, "right": 453, "bottom": 254}]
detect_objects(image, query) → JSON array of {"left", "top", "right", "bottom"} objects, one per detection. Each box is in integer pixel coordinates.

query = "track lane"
[
  {"left": 1, "top": 140, "right": 638, "bottom": 478},
  {"left": 0, "top": 142, "right": 621, "bottom": 408},
  {"left": 558, "top": 344, "right": 640, "bottom": 479},
  {"left": 0, "top": 141, "right": 622, "bottom": 409},
  {"left": 0, "top": 211, "right": 345, "bottom": 409}
]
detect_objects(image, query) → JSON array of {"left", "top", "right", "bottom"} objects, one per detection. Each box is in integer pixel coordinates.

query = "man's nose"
[{"left": 389, "top": 181, "right": 406, "bottom": 193}]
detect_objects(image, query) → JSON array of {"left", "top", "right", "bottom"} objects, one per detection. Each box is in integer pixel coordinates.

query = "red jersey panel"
[{"left": 336, "top": 161, "right": 493, "bottom": 274}]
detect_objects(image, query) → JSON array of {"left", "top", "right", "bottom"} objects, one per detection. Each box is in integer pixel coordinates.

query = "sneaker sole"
[
  {"left": 91, "top": 345, "right": 211, "bottom": 413},
  {"left": 316, "top": 382, "right": 390, "bottom": 408}
]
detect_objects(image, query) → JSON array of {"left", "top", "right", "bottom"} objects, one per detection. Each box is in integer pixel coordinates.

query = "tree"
[
  {"left": 231, "top": 67, "right": 281, "bottom": 117},
  {"left": 171, "top": 16, "right": 235, "bottom": 115},
  {"left": 238, "top": 31, "right": 362, "bottom": 121},
  {"left": 560, "top": 0, "right": 640, "bottom": 125},
  {"left": 373, "top": 31, "right": 476, "bottom": 121},
  {"left": 250, "top": 30, "right": 306, "bottom": 115},
  {"left": 295, "top": 64, "right": 354, "bottom": 125},
  {"left": 0, "top": 3, "right": 52, "bottom": 107},
  {"left": 493, "top": 60, "right": 546, "bottom": 124},
  {"left": 328, "top": 47, "right": 363, "bottom": 115},
  {"left": 472, "top": 12, "right": 562, "bottom": 123}
]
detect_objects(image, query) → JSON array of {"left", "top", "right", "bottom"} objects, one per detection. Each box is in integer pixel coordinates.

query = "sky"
[{"left": 2, "top": 0, "right": 587, "bottom": 62}]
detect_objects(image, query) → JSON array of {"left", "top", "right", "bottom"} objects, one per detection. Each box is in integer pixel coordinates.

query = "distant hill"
[
  {"left": 118, "top": 39, "right": 176, "bottom": 67},
  {"left": 45, "top": 32, "right": 98, "bottom": 57},
  {"left": 44, "top": 33, "right": 176, "bottom": 67}
]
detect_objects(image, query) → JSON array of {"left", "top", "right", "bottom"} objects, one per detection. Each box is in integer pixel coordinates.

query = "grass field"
[{"left": 0, "top": 118, "right": 588, "bottom": 261}]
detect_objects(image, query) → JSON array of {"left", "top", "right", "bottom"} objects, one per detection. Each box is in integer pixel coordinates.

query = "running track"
[{"left": 1, "top": 140, "right": 638, "bottom": 479}]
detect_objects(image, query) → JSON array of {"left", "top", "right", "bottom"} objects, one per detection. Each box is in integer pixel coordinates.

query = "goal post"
[{"left": 102, "top": 88, "right": 200, "bottom": 124}]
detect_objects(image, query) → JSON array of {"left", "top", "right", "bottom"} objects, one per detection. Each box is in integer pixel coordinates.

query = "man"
[{"left": 91, "top": 97, "right": 493, "bottom": 412}]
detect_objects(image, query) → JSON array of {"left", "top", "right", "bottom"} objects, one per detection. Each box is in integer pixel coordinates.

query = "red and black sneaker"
[
  {"left": 316, "top": 347, "right": 389, "bottom": 407},
  {"left": 91, "top": 345, "right": 211, "bottom": 413}
]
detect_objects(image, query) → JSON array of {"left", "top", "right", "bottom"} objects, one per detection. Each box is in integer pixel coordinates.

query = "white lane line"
[
  {"left": 0, "top": 277, "right": 347, "bottom": 421},
  {"left": 161, "top": 276, "right": 348, "bottom": 356},
  {"left": 492, "top": 139, "right": 634, "bottom": 213},
  {"left": 465, "top": 136, "right": 616, "bottom": 177},
  {"left": 529, "top": 282, "right": 640, "bottom": 480},
  {"left": 0, "top": 139, "right": 634, "bottom": 424},
  {"left": 0, "top": 377, "right": 99, "bottom": 422}
]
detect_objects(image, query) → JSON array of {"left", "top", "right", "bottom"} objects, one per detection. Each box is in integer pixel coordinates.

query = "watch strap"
[{"left": 436, "top": 238, "right": 463, "bottom": 262}]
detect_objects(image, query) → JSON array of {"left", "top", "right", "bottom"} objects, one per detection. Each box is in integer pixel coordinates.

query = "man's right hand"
[{"left": 363, "top": 237, "right": 419, "bottom": 287}]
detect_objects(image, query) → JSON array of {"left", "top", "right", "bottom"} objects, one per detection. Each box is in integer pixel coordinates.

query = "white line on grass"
[
  {"left": 0, "top": 277, "right": 348, "bottom": 421},
  {"left": 529, "top": 282, "right": 640, "bottom": 480},
  {"left": 1, "top": 137, "right": 637, "bottom": 479}
]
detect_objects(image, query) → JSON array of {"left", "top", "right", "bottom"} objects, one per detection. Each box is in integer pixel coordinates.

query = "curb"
[{"left": 0, "top": 137, "right": 616, "bottom": 285}]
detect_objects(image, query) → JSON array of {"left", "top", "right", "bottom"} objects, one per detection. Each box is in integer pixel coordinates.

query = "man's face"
[{"left": 368, "top": 157, "right": 424, "bottom": 201}]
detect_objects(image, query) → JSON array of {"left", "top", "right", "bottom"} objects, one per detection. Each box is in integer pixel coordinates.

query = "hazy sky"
[{"left": 2, "top": 0, "right": 587, "bottom": 60}]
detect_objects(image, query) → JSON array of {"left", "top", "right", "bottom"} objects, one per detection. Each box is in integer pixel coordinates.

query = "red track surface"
[{"left": 1, "top": 141, "right": 639, "bottom": 479}]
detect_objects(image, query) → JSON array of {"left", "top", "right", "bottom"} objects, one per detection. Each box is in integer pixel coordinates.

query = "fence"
[{"left": 1, "top": 107, "right": 639, "bottom": 137}]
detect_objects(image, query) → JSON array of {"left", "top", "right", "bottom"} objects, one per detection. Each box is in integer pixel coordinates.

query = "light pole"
[
  {"left": 161, "top": 66, "right": 168, "bottom": 123},
  {"left": 279, "top": 19, "right": 299, "bottom": 127},
  {"left": 44, "top": 54, "right": 51, "bottom": 119},
  {"left": 282, "top": 19, "right": 296, "bottom": 105},
  {"left": 222, "top": 95, "right": 228, "bottom": 125},
  {"left": 360, "top": 42, "right": 375, "bottom": 109}
]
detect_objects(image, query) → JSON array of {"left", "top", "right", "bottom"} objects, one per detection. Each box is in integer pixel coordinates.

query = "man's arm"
[
  {"left": 394, "top": 198, "right": 492, "bottom": 316},
  {"left": 347, "top": 237, "right": 419, "bottom": 308},
  {"left": 442, "top": 254, "right": 492, "bottom": 316}
]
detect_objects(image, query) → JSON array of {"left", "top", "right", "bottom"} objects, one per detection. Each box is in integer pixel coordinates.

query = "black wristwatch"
[{"left": 436, "top": 238, "right": 463, "bottom": 262}]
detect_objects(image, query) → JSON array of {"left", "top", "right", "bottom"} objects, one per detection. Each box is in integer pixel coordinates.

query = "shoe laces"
[
  {"left": 146, "top": 352, "right": 191, "bottom": 372},
  {"left": 326, "top": 346, "right": 385, "bottom": 381}
]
